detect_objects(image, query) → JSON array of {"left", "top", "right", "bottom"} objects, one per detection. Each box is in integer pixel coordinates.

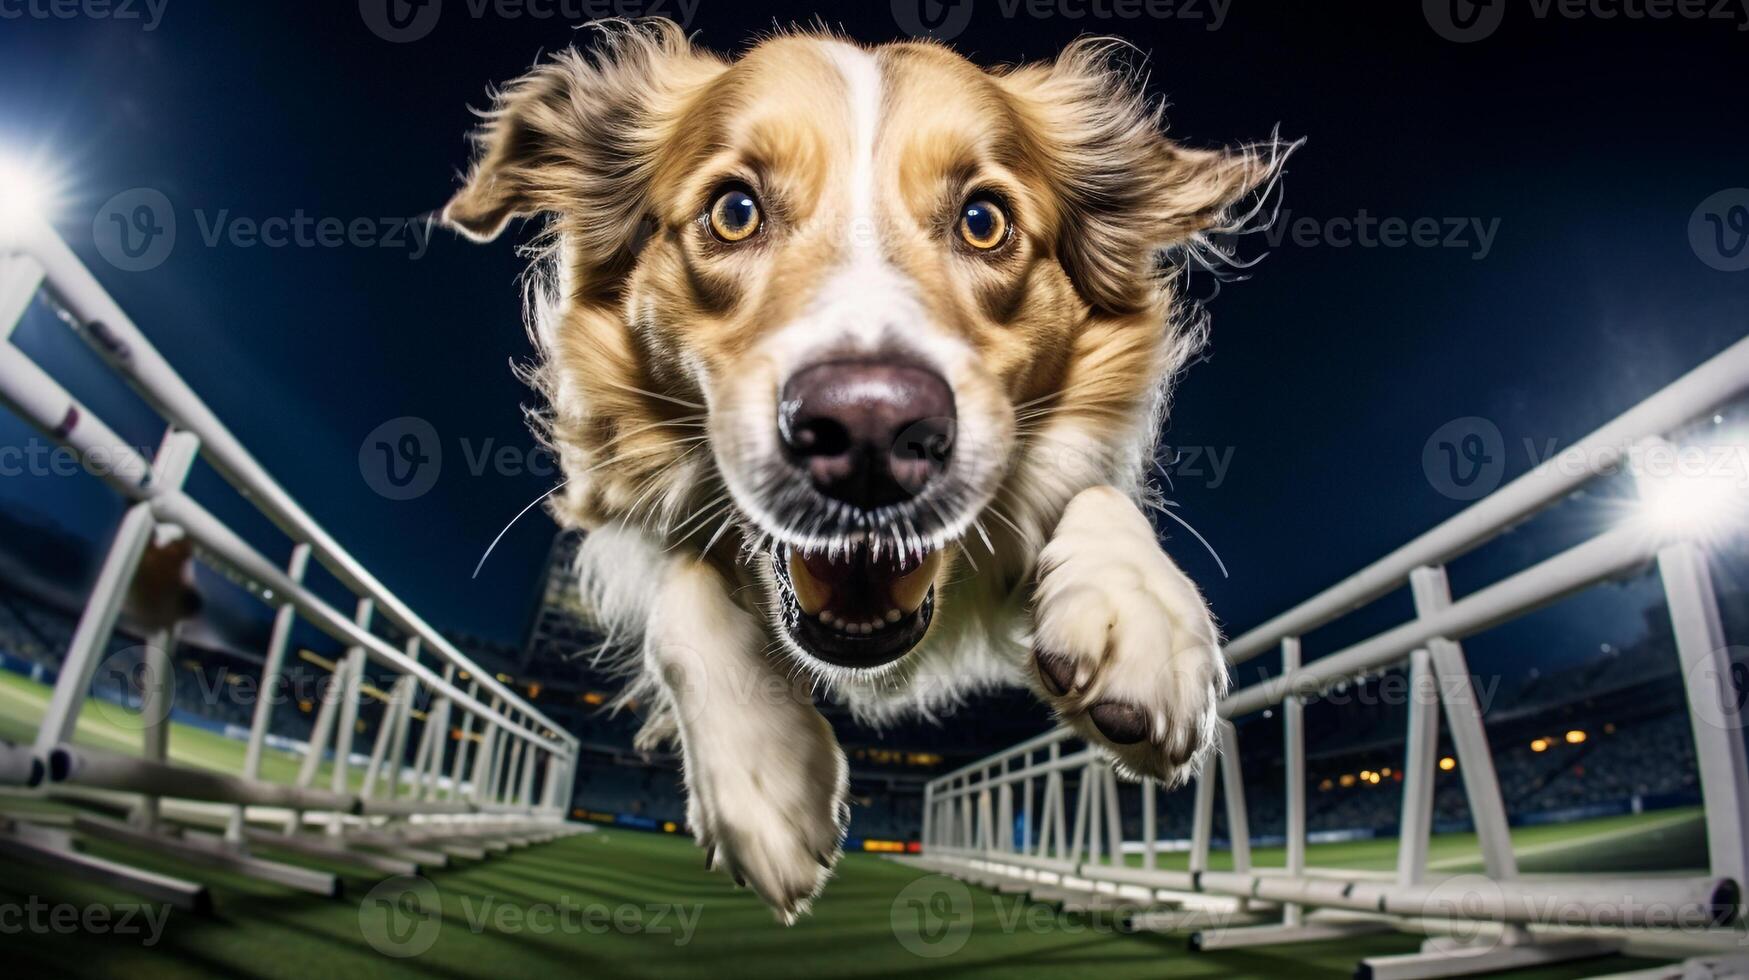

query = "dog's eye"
[
  {"left": 957, "top": 198, "right": 1008, "bottom": 251},
  {"left": 708, "top": 188, "right": 761, "bottom": 243}
]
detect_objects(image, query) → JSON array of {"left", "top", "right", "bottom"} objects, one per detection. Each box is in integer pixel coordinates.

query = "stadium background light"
[
  {"left": 1635, "top": 427, "right": 1749, "bottom": 539},
  {"left": 0, "top": 154, "right": 59, "bottom": 228}
]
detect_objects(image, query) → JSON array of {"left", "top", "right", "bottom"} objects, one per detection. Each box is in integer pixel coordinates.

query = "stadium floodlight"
[
  {"left": 0, "top": 155, "right": 57, "bottom": 227},
  {"left": 1635, "top": 431, "right": 1749, "bottom": 540}
]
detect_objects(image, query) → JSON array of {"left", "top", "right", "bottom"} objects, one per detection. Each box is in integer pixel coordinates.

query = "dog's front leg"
[
  {"left": 644, "top": 557, "right": 846, "bottom": 921},
  {"left": 1028, "top": 486, "right": 1229, "bottom": 784}
]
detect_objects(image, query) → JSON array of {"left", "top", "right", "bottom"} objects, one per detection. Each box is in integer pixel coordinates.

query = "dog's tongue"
[{"left": 788, "top": 546, "right": 940, "bottom": 632}]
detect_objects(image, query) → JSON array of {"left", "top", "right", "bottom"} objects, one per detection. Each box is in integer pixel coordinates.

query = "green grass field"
[{"left": 0, "top": 669, "right": 1714, "bottom": 978}]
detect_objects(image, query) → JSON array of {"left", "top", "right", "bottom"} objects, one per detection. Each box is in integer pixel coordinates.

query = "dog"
[{"left": 443, "top": 19, "right": 1289, "bottom": 920}]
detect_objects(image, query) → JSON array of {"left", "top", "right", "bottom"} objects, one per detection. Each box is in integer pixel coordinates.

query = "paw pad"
[{"left": 1088, "top": 702, "right": 1150, "bottom": 744}]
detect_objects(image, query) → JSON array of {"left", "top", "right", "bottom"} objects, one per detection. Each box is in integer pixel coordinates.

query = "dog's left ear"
[
  {"left": 443, "top": 20, "right": 722, "bottom": 271},
  {"left": 1001, "top": 39, "right": 1297, "bottom": 315}
]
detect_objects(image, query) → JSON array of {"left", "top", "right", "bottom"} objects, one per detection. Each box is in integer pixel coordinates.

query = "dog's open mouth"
[{"left": 772, "top": 543, "right": 941, "bottom": 669}]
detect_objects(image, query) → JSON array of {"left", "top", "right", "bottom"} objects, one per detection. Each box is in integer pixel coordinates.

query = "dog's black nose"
[{"left": 779, "top": 360, "right": 955, "bottom": 510}]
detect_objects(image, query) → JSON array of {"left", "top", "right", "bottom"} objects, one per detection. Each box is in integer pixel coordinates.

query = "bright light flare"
[
  {"left": 1635, "top": 430, "right": 1749, "bottom": 540},
  {"left": 0, "top": 155, "right": 61, "bottom": 227}
]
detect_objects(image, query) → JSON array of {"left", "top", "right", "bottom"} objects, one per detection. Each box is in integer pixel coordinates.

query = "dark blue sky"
[{"left": 1, "top": 1, "right": 1744, "bottom": 685}]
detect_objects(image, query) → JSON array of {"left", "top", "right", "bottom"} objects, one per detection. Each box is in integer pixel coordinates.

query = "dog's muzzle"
[{"left": 769, "top": 357, "right": 953, "bottom": 668}]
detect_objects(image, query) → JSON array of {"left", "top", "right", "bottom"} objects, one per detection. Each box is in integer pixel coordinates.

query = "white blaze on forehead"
[{"left": 823, "top": 42, "right": 883, "bottom": 254}]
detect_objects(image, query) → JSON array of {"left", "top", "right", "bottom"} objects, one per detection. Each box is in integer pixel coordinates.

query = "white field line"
[{"left": 1428, "top": 810, "right": 1703, "bottom": 870}]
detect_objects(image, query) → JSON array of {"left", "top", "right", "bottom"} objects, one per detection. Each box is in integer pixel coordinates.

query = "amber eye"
[
  {"left": 708, "top": 187, "right": 761, "bottom": 243},
  {"left": 958, "top": 198, "right": 1009, "bottom": 250}
]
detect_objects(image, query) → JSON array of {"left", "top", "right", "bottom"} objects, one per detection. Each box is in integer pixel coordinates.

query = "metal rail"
[
  {"left": 919, "top": 334, "right": 1749, "bottom": 977},
  {"left": 0, "top": 213, "right": 581, "bottom": 905}
]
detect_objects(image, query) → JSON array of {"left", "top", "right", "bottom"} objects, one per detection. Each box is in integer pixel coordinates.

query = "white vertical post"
[
  {"left": 34, "top": 429, "right": 198, "bottom": 757},
  {"left": 1101, "top": 766, "right": 1122, "bottom": 866},
  {"left": 360, "top": 676, "right": 409, "bottom": 800},
  {"left": 921, "top": 780, "right": 935, "bottom": 851},
  {"left": 449, "top": 681, "right": 481, "bottom": 801},
  {"left": 1396, "top": 646, "right": 1440, "bottom": 886},
  {"left": 131, "top": 627, "right": 177, "bottom": 830},
  {"left": 1656, "top": 536, "right": 1749, "bottom": 894},
  {"left": 1414, "top": 564, "right": 1518, "bottom": 881},
  {"left": 327, "top": 599, "right": 373, "bottom": 806},
  {"left": 1141, "top": 777, "right": 1157, "bottom": 870},
  {"left": 1069, "top": 766, "right": 1092, "bottom": 863},
  {"left": 295, "top": 653, "right": 349, "bottom": 790},
  {"left": 996, "top": 780, "right": 1013, "bottom": 853},
  {"left": 1283, "top": 636, "right": 1306, "bottom": 926},
  {"left": 1189, "top": 764, "right": 1215, "bottom": 875},
  {"left": 229, "top": 542, "right": 310, "bottom": 842},
  {"left": 1217, "top": 720, "right": 1251, "bottom": 873},
  {"left": 382, "top": 640, "right": 419, "bottom": 797}
]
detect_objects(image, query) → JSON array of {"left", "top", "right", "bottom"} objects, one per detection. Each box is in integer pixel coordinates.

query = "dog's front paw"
[
  {"left": 1030, "top": 486, "right": 1227, "bottom": 784},
  {"left": 686, "top": 707, "right": 848, "bottom": 922}
]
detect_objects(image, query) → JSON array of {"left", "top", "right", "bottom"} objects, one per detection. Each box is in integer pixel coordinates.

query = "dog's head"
[{"left": 446, "top": 22, "right": 1284, "bottom": 678}]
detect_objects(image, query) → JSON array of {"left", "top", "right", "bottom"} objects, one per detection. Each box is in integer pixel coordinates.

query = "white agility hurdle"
[
  {"left": 916, "top": 335, "right": 1749, "bottom": 978},
  {"left": 0, "top": 210, "right": 583, "bottom": 910}
]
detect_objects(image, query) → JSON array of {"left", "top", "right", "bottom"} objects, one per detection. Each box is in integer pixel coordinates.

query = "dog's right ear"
[{"left": 443, "top": 20, "right": 721, "bottom": 261}]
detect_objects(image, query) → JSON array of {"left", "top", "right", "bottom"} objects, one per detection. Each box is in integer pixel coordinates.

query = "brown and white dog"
[{"left": 444, "top": 19, "right": 1288, "bottom": 920}]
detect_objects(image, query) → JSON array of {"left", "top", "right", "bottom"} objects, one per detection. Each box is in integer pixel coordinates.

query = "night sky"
[{"left": 1, "top": 1, "right": 1745, "bottom": 693}]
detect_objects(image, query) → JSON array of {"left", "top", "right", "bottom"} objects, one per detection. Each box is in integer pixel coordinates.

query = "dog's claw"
[{"left": 1035, "top": 650, "right": 1077, "bottom": 696}]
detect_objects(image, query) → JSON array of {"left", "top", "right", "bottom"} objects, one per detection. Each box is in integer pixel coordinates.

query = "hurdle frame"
[
  {"left": 0, "top": 211, "right": 582, "bottom": 903},
  {"left": 916, "top": 334, "right": 1749, "bottom": 977}
]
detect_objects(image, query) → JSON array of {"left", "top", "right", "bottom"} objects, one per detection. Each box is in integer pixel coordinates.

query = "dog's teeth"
[
  {"left": 889, "top": 549, "right": 942, "bottom": 614},
  {"left": 818, "top": 611, "right": 835, "bottom": 626},
  {"left": 884, "top": 608, "right": 902, "bottom": 624},
  {"left": 788, "top": 551, "right": 831, "bottom": 615}
]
